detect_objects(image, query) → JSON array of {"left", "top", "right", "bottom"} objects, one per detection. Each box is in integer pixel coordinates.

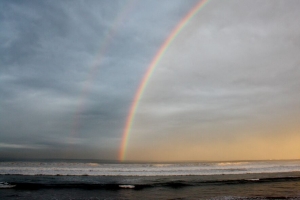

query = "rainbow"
[
  {"left": 119, "top": 0, "right": 210, "bottom": 161},
  {"left": 70, "top": 0, "right": 138, "bottom": 141}
]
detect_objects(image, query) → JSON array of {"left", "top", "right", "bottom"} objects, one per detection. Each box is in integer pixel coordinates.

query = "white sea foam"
[
  {"left": 119, "top": 185, "right": 135, "bottom": 189},
  {"left": 217, "top": 162, "right": 249, "bottom": 166},
  {"left": 0, "top": 160, "right": 299, "bottom": 176},
  {"left": 0, "top": 182, "right": 16, "bottom": 188}
]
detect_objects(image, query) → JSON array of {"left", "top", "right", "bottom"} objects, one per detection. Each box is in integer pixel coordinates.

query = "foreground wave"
[
  {"left": 2, "top": 175, "right": 300, "bottom": 190},
  {"left": 1, "top": 173, "right": 300, "bottom": 199}
]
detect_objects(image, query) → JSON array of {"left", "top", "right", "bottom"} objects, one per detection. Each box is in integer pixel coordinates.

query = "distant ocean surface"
[{"left": 1, "top": 160, "right": 300, "bottom": 199}]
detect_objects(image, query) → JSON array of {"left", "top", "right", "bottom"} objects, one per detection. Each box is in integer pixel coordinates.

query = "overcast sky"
[{"left": 1, "top": 0, "right": 300, "bottom": 161}]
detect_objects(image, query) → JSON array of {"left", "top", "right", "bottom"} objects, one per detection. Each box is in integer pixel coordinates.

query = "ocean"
[{"left": 0, "top": 160, "right": 300, "bottom": 199}]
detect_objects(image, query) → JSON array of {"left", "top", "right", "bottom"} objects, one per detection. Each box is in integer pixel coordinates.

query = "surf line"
[
  {"left": 69, "top": 0, "right": 138, "bottom": 145},
  {"left": 119, "top": 0, "right": 210, "bottom": 161}
]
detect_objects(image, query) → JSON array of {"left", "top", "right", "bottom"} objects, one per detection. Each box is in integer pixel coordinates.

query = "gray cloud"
[
  {"left": 2, "top": 0, "right": 299, "bottom": 161},
  {"left": 0, "top": 0, "right": 200, "bottom": 160},
  {"left": 128, "top": 0, "right": 300, "bottom": 160}
]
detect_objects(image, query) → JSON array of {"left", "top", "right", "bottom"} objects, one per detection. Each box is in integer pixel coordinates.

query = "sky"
[{"left": 0, "top": 0, "right": 300, "bottom": 162}]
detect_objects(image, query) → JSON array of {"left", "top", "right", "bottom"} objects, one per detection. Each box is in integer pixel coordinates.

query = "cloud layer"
[
  {"left": 128, "top": 0, "right": 300, "bottom": 161},
  {"left": 1, "top": 0, "right": 299, "bottom": 161}
]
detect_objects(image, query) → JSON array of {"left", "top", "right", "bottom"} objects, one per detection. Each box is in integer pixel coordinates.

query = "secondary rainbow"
[
  {"left": 119, "top": 0, "right": 210, "bottom": 161},
  {"left": 70, "top": 0, "right": 138, "bottom": 141}
]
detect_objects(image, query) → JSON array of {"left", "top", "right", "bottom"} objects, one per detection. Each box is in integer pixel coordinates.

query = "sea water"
[
  {"left": 1, "top": 160, "right": 300, "bottom": 199},
  {"left": 1, "top": 160, "right": 300, "bottom": 176}
]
